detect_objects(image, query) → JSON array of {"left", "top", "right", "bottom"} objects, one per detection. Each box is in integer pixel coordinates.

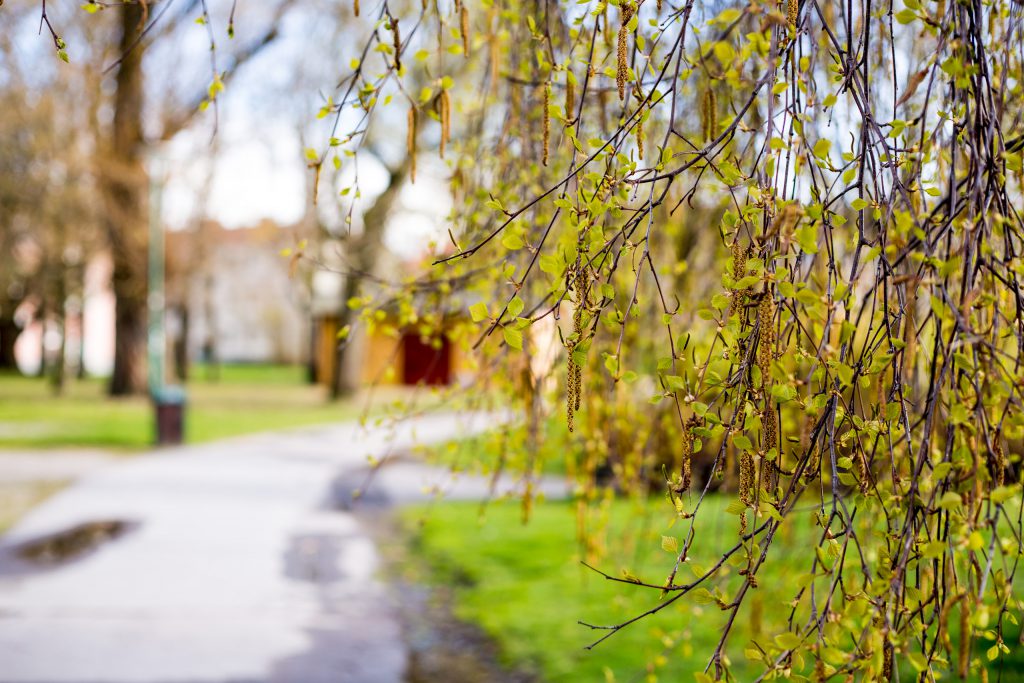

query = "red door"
[{"left": 401, "top": 333, "right": 451, "bottom": 385}]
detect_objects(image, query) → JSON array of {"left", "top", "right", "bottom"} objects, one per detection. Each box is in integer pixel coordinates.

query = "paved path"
[
  {"left": 0, "top": 450, "right": 119, "bottom": 484},
  {"left": 0, "top": 413, "right": 565, "bottom": 683}
]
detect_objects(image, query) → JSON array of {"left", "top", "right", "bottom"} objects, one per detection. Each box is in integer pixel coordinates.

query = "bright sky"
[
  {"left": 162, "top": 117, "right": 308, "bottom": 230},
  {"left": 156, "top": 3, "right": 451, "bottom": 261}
]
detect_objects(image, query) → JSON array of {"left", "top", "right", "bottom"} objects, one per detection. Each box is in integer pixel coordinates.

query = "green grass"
[
  {"left": 421, "top": 416, "right": 572, "bottom": 477},
  {"left": 399, "top": 497, "right": 1024, "bottom": 682},
  {"left": 0, "top": 366, "right": 418, "bottom": 450}
]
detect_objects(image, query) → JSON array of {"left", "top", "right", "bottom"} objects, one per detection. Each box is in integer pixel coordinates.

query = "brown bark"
[
  {"left": 0, "top": 317, "right": 19, "bottom": 370},
  {"left": 329, "top": 162, "right": 409, "bottom": 399},
  {"left": 103, "top": 3, "right": 148, "bottom": 396}
]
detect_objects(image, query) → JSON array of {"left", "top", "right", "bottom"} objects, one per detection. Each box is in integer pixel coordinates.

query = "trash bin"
[{"left": 152, "top": 385, "right": 187, "bottom": 446}]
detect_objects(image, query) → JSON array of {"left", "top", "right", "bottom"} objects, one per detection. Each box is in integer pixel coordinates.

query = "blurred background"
[{"left": 0, "top": 0, "right": 458, "bottom": 437}]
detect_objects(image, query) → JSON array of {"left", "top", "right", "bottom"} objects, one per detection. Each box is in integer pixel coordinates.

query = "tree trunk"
[
  {"left": 307, "top": 318, "right": 319, "bottom": 384},
  {"left": 172, "top": 305, "right": 189, "bottom": 382},
  {"left": 0, "top": 317, "right": 18, "bottom": 371},
  {"left": 103, "top": 3, "right": 148, "bottom": 396},
  {"left": 49, "top": 263, "right": 68, "bottom": 395},
  {"left": 329, "top": 163, "right": 409, "bottom": 399}
]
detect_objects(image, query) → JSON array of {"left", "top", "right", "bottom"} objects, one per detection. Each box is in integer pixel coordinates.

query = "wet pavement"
[{"left": 0, "top": 413, "right": 564, "bottom": 683}]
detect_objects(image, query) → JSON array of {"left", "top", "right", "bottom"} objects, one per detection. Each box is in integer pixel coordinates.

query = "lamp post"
[
  {"left": 147, "top": 151, "right": 166, "bottom": 396},
  {"left": 147, "top": 149, "right": 186, "bottom": 445}
]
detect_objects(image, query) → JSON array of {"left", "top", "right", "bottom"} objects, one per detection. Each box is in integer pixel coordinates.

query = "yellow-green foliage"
[{"left": 312, "top": 0, "right": 1024, "bottom": 678}]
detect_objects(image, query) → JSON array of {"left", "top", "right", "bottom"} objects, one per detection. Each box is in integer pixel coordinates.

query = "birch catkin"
[
  {"left": 565, "top": 73, "right": 575, "bottom": 121},
  {"left": 566, "top": 268, "right": 590, "bottom": 432},
  {"left": 354, "top": 0, "right": 359, "bottom": 17},
  {"left": 542, "top": 82, "right": 550, "bottom": 166},
  {"left": 959, "top": 599, "right": 971, "bottom": 679},
  {"left": 489, "top": 29, "right": 499, "bottom": 95},
  {"left": 439, "top": 89, "right": 451, "bottom": 159},
  {"left": 391, "top": 19, "right": 401, "bottom": 71},
  {"left": 739, "top": 450, "right": 755, "bottom": 533},
  {"left": 787, "top": 0, "right": 798, "bottom": 28},
  {"left": 701, "top": 87, "right": 718, "bottom": 142},
  {"left": 758, "top": 294, "right": 774, "bottom": 389},
  {"left": 635, "top": 107, "right": 645, "bottom": 159},
  {"left": 407, "top": 106, "right": 417, "bottom": 183},
  {"left": 758, "top": 293, "right": 778, "bottom": 489},
  {"left": 728, "top": 238, "right": 746, "bottom": 316},
  {"left": 460, "top": 6, "right": 470, "bottom": 58},
  {"left": 616, "top": 3, "right": 635, "bottom": 101},
  {"left": 677, "top": 417, "right": 700, "bottom": 493}
]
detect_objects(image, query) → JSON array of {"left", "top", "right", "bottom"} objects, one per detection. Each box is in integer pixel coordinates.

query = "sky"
[{"left": 148, "top": 1, "right": 451, "bottom": 260}]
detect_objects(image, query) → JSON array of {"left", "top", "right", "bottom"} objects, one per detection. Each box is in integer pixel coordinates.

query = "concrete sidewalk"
[
  {"left": 0, "top": 412, "right": 561, "bottom": 683},
  {"left": 0, "top": 449, "right": 118, "bottom": 484}
]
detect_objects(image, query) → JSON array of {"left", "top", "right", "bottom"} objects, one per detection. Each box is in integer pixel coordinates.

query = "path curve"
[{"left": 0, "top": 412, "right": 562, "bottom": 683}]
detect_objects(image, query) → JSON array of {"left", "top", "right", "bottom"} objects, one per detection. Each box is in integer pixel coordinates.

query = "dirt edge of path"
[{"left": 361, "top": 509, "right": 539, "bottom": 683}]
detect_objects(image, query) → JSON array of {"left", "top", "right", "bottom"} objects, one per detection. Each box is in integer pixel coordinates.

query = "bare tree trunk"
[
  {"left": 0, "top": 317, "right": 18, "bottom": 370},
  {"left": 329, "top": 162, "right": 408, "bottom": 399},
  {"left": 35, "top": 299, "right": 46, "bottom": 379},
  {"left": 49, "top": 263, "right": 67, "bottom": 395},
  {"left": 103, "top": 3, "right": 148, "bottom": 396},
  {"left": 172, "top": 305, "right": 189, "bottom": 382}
]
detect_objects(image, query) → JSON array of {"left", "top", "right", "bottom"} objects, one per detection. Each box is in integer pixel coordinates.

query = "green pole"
[{"left": 147, "top": 154, "right": 166, "bottom": 397}]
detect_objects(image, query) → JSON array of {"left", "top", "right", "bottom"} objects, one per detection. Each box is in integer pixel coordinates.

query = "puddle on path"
[{"left": 13, "top": 519, "right": 137, "bottom": 565}]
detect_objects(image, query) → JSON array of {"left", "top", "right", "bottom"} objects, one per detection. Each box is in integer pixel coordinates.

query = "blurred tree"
[
  {"left": 0, "top": 25, "right": 100, "bottom": 386},
  {"left": 99, "top": 2, "right": 288, "bottom": 394},
  {"left": 99, "top": 2, "right": 148, "bottom": 395}
]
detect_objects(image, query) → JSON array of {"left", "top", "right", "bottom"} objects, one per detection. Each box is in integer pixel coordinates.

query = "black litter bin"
[{"left": 153, "top": 385, "right": 187, "bottom": 445}]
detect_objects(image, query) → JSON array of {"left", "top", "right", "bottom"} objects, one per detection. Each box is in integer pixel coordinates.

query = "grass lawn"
[
  {"left": 421, "top": 416, "right": 572, "bottom": 477},
  {"left": 399, "top": 496, "right": 1024, "bottom": 682},
  {"left": 0, "top": 365, "right": 423, "bottom": 450}
]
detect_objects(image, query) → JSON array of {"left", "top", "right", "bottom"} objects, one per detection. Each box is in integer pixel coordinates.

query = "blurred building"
[
  {"left": 308, "top": 241, "right": 471, "bottom": 389},
  {"left": 10, "top": 217, "right": 471, "bottom": 390},
  {"left": 165, "top": 220, "right": 311, "bottom": 371}
]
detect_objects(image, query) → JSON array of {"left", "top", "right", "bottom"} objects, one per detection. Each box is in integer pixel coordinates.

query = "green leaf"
[
  {"left": 664, "top": 375, "right": 686, "bottom": 392},
  {"left": 771, "top": 384, "right": 797, "bottom": 404},
  {"left": 774, "top": 632, "right": 802, "bottom": 650},
  {"left": 661, "top": 536, "right": 679, "bottom": 553},
  {"left": 895, "top": 8, "right": 917, "bottom": 24},
  {"left": 734, "top": 275, "right": 761, "bottom": 290},
  {"left": 938, "top": 491, "right": 962, "bottom": 510},
  {"left": 813, "top": 138, "right": 832, "bottom": 159},
  {"left": 503, "top": 326, "right": 523, "bottom": 350},
  {"left": 833, "top": 362, "right": 854, "bottom": 387},
  {"left": 868, "top": 353, "right": 894, "bottom": 374},
  {"left": 713, "top": 7, "right": 743, "bottom": 24},
  {"left": 907, "top": 651, "right": 929, "bottom": 672},
  {"left": 992, "top": 484, "right": 1021, "bottom": 504},
  {"left": 795, "top": 224, "right": 819, "bottom": 254},
  {"left": 507, "top": 296, "right": 525, "bottom": 318},
  {"left": 469, "top": 302, "right": 489, "bottom": 322},
  {"left": 725, "top": 499, "right": 747, "bottom": 515},
  {"left": 501, "top": 233, "right": 525, "bottom": 250}
]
